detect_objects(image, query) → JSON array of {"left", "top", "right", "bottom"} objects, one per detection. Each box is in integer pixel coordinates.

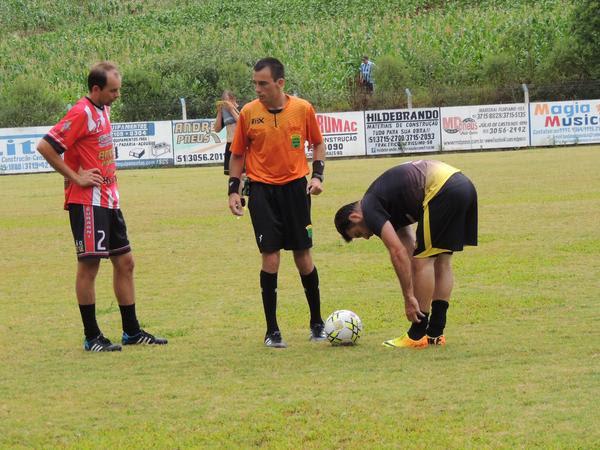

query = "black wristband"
[
  {"left": 228, "top": 177, "right": 240, "bottom": 195},
  {"left": 312, "top": 160, "right": 324, "bottom": 182}
]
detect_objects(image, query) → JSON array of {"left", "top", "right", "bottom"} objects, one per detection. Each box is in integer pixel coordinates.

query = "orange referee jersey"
[{"left": 231, "top": 95, "right": 323, "bottom": 185}]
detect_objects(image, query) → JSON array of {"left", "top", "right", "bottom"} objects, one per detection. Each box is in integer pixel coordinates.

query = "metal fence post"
[
  {"left": 180, "top": 97, "right": 187, "bottom": 121},
  {"left": 405, "top": 88, "right": 413, "bottom": 109},
  {"left": 522, "top": 83, "right": 529, "bottom": 105}
]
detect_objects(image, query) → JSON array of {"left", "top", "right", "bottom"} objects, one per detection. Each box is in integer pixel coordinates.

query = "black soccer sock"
[
  {"left": 119, "top": 304, "right": 141, "bottom": 336},
  {"left": 407, "top": 311, "right": 429, "bottom": 340},
  {"left": 300, "top": 266, "right": 323, "bottom": 326},
  {"left": 260, "top": 271, "right": 279, "bottom": 334},
  {"left": 79, "top": 303, "right": 101, "bottom": 340},
  {"left": 426, "top": 300, "right": 449, "bottom": 337}
]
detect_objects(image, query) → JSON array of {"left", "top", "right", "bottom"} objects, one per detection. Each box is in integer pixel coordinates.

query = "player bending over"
[{"left": 334, "top": 160, "right": 478, "bottom": 348}]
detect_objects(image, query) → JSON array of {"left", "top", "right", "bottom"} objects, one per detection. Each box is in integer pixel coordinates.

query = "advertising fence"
[
  {"left": 364, "top": 108, "right": 441, "bottom": 155},
  {"left": 113, "top": 121, "right": 174, "bottom": 168},
  {"left": 172, "top": 119, "right": 227, "bottom": 166},
  {"left": 440, "top": 103, "right": 528, "bottom": 151},
  {"left": 530, "top": 99, "right": 600, "bottom": 147},
  {"left": 2, "top": 99, "right": 599, "bottom": 176},
  {"left": 312, "top": 111, "right": 365, "bottom": 158},
  {"left": 0, "top": 126, "right": 54, "bottom": 175}
]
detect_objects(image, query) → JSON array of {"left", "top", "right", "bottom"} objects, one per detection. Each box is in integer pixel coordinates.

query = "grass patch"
[{"left": 1, "top": 146, "right": 599, "bottom": 448}]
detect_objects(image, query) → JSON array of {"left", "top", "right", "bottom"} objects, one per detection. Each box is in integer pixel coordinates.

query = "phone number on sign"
[
  {"left": 475, "top": 111, "right": 527, "bottom": 120},
  {"left": 485, "top": 126, "right": 527, "bottom": 134},
  {"left": 368, "top": 133, "right": 435, "bottom": 143},
  {"left": 176, "top": 153, "right": 224, "bottom": 163}
]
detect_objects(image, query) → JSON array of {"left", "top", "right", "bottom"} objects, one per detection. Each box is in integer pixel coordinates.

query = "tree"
[
  {"left": 0, "top": 76, "right": 64, "bottom": 128},
  {"left": 571, "top": 0, "right": 600, "bottom": 78}
]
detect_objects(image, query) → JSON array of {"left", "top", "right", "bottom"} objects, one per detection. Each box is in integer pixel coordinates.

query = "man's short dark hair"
[
  {"left": 334, "top": 201, "right": 359, "bottom": 242},
  {"left": 88, "top": 61, "right": 120, "bottom": 92},
  {"left": 254, "top": 57, "right": 285, "bottom": 81}
]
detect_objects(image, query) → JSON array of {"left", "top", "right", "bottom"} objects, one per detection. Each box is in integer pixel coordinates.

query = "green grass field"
[{"left": 1, "top": 147, "right": 599, "bottom": 448}]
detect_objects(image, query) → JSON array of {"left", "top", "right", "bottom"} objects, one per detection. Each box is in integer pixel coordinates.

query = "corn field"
[{"left": 0, "top": 0, "right": 581, "bottom": 123}]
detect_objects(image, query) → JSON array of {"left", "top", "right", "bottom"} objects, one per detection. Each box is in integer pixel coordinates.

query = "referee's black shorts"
[
  {"left": 415, "top": 172, "right": 478, "bottom": 258},
  {"left": 248, "top": 177, "right": 313, "bottom": 253}
]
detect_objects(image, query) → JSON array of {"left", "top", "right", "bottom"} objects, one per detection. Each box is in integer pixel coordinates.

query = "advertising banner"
[
  {"left": 310, "top": 111, "right": 366, "bottom": 158},
  {"left": 530, "top": 100, "right": 600, "bottom": 146},
  {"left": 441, "top": 104, "right": 528, "bottom": 151},
  {"left": 0, "top": 126, "right": 53, "bottom": 175},
  {"left": 364, "top": 108, "right": 441, "bottom": 155},
  {"left": 112, "top": 121, "right": 173, "bottom": 168},
  {"left": 172, "top": 119, "right": 227, "bottom": 166}
]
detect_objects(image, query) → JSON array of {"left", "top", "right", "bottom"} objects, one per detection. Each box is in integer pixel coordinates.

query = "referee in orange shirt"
[{"left": 227, "top": 57, "right": 326, "bottom": 348}]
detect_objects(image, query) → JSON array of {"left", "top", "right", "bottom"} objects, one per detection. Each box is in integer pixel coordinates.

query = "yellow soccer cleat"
[
  {"left": 382, "top": 334, "right": 428, "bottom": 348},
  {"left": 427, "top": 335, "right": 446, "bottom": 346}
]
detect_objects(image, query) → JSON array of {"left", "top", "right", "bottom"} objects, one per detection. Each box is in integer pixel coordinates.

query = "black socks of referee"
[
  {"left": 426, "top": 300, "right": 449, "bottom": 338},
  {"left": 260, "top": 268, "right": 323, "bottom": 334},
  {"left": 260, "top": 271, "right": 279, "bottom": 334},
  {"left": 301, "top": 266, "right": 323, "bottom": 326}
]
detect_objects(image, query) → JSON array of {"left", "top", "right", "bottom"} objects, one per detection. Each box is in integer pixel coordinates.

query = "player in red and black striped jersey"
[
  {"left": 44, "top": 90, "right": 120, "bottom": 210},
  {"left": 37, "top": 61, "right": 167, "bottom": 352}
]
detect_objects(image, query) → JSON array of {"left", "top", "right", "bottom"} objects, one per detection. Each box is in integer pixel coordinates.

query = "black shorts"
[
  {"left": 248, "top": 177, "right": 313, "bottom": 253},
  {"left": 224, "top": 142, "right": 232, "bottom": 175},
  {"left": 68, "top": 204, "right": 131, "bottom": 260},
  {"left": 415, "top": 172, "right": 478, "bottom": 257}
]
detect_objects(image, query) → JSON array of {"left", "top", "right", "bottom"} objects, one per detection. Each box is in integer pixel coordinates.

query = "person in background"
[
  {"left": 214, "top": 90, "right": 240, "bottom": 175},
  {"left": 359, "top": 55, "right": 375, "bottom": 93}
]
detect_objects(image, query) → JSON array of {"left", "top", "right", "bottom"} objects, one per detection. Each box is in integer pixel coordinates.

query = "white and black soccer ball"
[{"left": 324, "top": 310, "right": 363, "bottom": 345}]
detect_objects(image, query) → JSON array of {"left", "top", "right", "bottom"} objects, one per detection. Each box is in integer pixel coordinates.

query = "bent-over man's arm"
[{"left": 380, "top": 221, "right": 424, "bottom": 323}]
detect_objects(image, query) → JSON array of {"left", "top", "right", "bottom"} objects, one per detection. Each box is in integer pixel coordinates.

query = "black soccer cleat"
[
  {"left": 122, "top": 329, "right": 168, "bottom": 345},
  {"left": 309, "top": 322, "right": 327, "bottom": 342},
  {"left": 264, "top": 330, "right": 287, "bottom": 348},
  {"left": 84, "top": 334, "right": 122, "bottom": 352}
]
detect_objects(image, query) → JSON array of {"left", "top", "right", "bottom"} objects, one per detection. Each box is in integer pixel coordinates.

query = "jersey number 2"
[{"left": 97, "top": 230, "right": 106, "bottom": 251}]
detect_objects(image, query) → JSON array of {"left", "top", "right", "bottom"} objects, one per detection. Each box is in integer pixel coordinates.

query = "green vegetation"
[
  {"left": 1, "top": 147, "right": 599, "bottom": 448},
  {"left": 0, "top": 0, "right": 597, "bottom": 125},
  {"left": 0, "top": 75, "right": 64, "bottom": 128},
  {"left": 571, "top": 0, "right": 600, "bottom": 78}
]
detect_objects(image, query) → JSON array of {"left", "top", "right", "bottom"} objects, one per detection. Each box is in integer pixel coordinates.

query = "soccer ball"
[{"left": 324, "top": 310, "right": 363, "bottom": 345}]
